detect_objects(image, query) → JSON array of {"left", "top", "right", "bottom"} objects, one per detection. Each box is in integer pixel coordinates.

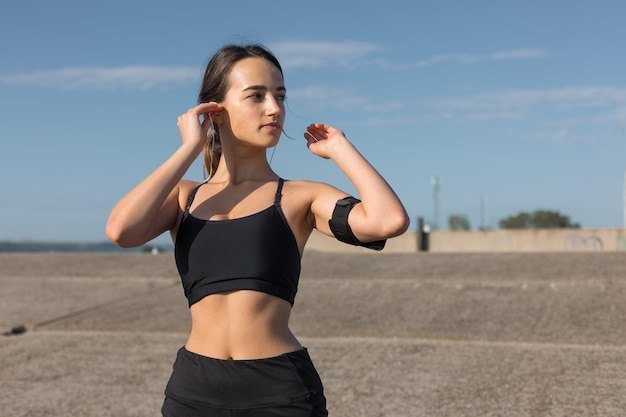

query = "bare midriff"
[{"left": 184, "top": 290, "right": 302, "bottom": 360}]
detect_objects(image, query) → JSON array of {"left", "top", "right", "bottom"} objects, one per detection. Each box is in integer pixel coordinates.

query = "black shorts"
[{"left": 162, "top": 346, "right": 328, "bottom": 417}]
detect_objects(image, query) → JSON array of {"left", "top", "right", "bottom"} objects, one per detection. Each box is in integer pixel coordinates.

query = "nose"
[{"left": 266, "top": 95, "right": 283, "bottom": 118}]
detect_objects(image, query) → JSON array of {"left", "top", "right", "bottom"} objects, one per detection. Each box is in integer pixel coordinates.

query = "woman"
[{"left": 106, "top": 43, "right": 409, "bottom": 417}]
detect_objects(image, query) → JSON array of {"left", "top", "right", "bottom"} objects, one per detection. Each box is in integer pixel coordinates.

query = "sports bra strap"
[
  {"left": 184, "top": 184, "right": 203, "bottom": 214},
  {"left": 274, "top": 178, "right": 285, "bottom": 205}
]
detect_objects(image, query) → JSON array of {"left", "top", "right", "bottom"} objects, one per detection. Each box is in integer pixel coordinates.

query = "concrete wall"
[
  {"left": 305, "top": 228, "right": 626, "bottom": 253},
  {"left": 429, "top": 228, "right": 626, "bottom": 253}
]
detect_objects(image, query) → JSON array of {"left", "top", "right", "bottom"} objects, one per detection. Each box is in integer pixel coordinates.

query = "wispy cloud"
[
  {"left": 423, "top": 87, "right": 626, "bottom": 112},
  {"left": 489, "top": 48, "right": 551, "bottom": 60},
  {"left": 0, "top": 66, "right": 201, "bottom": 90},
  {"left": 415, "top": 53, "right": 482, "bottom": 67},
  {"left": 289, "top": 85, "right": 404, "bottom": 113},
  {"left": 420, "top": 86, "right": 626, "bottom": 142},
  {"left": 546, "top": 106, "right": 626, "bottom": 127},
  {"left": 408, "top": 48, "right": 550, "bottom": 69},
  {"left": 271, "top": 40, "right": 382, "bottom": 69}
]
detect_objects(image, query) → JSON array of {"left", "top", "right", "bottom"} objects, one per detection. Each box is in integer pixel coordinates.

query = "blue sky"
[{"left": 1, "top": 0, "right": 625, "bottom": 243}]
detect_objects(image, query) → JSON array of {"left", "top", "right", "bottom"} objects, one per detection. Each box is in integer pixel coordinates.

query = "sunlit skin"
[{"left": 106, "top": 57, "right": 410, "bottom": 360}]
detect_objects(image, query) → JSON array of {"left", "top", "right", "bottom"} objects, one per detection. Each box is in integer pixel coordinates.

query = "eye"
[
  {"left": 248, "top": 92, "right": 263, "bottom": 100},
  {"left": 277, "top": 93, "right": 287, "bottom": 102}
]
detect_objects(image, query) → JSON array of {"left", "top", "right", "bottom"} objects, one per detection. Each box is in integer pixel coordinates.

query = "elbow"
[
  {"left": 105, "top": 221, "right": 125, "bottom": 248},
  {"left": 359, "top": 208, "right": 410, "bottom": 241},
  {"left": 106, "top": 216, "right": 137, "bottom": 248},
  {"left": 382, "top": 209, "right": 411, "bottom": 238}
]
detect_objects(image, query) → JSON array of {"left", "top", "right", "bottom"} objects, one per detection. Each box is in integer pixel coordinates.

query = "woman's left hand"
[{"left": 304, "top": 123, "right": 349, "bottom": 159}]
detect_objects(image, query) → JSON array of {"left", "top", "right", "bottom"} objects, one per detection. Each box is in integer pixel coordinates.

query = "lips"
[{"left": 262, "top": 122, "right": 282, "bottom": 130}]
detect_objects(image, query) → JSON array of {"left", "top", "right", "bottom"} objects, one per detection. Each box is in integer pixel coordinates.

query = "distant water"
[{"left": 0, "top": 241, "right": 173, "bottom": 253}]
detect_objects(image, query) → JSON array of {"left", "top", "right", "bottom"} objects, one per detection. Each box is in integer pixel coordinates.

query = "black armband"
[{"left": 328, "top": 197, "right": 386, "bottom": 251}]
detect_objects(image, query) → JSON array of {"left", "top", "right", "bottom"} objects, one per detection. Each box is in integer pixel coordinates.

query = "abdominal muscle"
[{"left": 184, "top": 290, "right": 302, "bottom": 360}]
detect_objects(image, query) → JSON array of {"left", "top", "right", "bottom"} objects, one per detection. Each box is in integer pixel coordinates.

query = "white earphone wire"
[{"left": 205, "top": 114, "right": 216, "bottom": 182}]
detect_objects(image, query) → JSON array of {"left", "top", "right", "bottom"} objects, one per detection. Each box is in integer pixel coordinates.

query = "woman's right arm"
[{"left": 106, "top": 103, "right": 221, "bottom": 248}]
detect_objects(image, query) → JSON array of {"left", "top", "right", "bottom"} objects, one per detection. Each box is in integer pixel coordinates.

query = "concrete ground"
[{"left": 1, "top": 251, "right": 626, "bottom": 416}]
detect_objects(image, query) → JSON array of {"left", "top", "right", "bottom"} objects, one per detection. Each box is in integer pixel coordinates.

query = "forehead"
[{"left": 227, "top": 57, "right": 284, "bottom": 90}]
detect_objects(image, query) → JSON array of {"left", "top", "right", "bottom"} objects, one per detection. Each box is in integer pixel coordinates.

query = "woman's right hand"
[{"left": 177, "top": 102, "right": 224, "bottom": 150}]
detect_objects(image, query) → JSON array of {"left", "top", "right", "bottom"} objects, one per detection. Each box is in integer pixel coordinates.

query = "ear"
[{"left": 210, "top": 110, "right": 225, "bottom": 124}]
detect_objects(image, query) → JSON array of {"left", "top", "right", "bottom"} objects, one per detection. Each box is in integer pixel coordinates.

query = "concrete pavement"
[{"left": 1, "top": 251, "right": 626, "bottom": 416}]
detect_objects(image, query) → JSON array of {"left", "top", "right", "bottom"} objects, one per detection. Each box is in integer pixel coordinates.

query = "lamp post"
[{"left": 431, "top": 176, "right": 440, "bottom": 230}]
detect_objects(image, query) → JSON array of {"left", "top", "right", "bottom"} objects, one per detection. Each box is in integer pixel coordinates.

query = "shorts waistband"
[
  {"left": 181, "top": 345, "right": 310, "bottom": 364},
  {"left": 165, "top": 345, "right": 324, "bottom": 409}
]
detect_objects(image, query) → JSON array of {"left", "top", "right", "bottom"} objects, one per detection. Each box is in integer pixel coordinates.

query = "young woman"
[{"left": 106, "top": 44, "right": 409, "bottom": 417}]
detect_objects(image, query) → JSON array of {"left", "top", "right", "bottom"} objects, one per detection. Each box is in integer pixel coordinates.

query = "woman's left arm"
[{"left": 304, "top": 123, "right": 410, "bottom": 243}]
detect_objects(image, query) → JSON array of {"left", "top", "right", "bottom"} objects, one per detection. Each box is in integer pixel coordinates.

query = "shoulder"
[
  {"left": 176, "top": 179, "right": 203, "bottom": 206},
  {"left": 282, "top": 179, "right": 350, "bottom": 215},
  {"left": 179, "top": 179, "right": 202, "bottom": 192},
  {"left": 282, "top": 179, "right": 338, "bottom": 195}
]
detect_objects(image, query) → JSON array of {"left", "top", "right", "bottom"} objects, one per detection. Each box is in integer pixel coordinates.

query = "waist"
[{"left": 185, "top": 290, "right": 301, "bottom": 359}]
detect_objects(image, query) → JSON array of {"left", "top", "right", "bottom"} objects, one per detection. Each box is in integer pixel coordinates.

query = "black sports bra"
[{"left": 174, "top": 179, "right": 301, "bottom": 307}]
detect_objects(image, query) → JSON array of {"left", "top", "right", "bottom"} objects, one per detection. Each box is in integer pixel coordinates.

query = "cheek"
[{"left": 226, "top": 111, "right": 252, "bottom": 136}]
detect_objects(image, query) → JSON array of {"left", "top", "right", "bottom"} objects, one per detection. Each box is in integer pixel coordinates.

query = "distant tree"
[
  {"left": 532, "top": 209, "right": 580, "bottom": 228},
  {"left": 448, "top": 214, "right": 471, "bottom": 230},
  {"left": 499, "top": 210, "right": 580, "bottom": 229},
  {"left": 499, "top": 211, "right": 532, "bottom": 229}
]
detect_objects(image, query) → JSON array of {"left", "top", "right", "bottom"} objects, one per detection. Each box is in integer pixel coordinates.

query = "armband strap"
[{"left": 328, "top": 197, "right": 386, "bottom": 251}]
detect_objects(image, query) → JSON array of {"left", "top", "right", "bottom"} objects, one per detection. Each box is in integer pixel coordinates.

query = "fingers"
[
  {"left": 303, "top": 132, "right": 318, "bottom": 149},
  {"left": 305, "top": 123, "right": 344, "bottom": 141},
  {"left": 305, "top": 124, "right": 328, "bottom": 142},
  {"left": 178, "top": 103, "right": 224, "bottom": 128},
  {"left": 179, "top": 103, "right": 223, "bottom": 119},
  {"left": 196, "top": 101, "right": 224, "bottom": 115}
]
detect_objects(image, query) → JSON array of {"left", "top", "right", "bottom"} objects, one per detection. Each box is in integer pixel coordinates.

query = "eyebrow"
[{"left": 242, "top": 85, "right": 286, "bottom": 93}]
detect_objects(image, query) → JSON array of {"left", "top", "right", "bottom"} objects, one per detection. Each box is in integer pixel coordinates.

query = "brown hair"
[{"left": 197, "top": 44, "right": 284, "bottom": 178}]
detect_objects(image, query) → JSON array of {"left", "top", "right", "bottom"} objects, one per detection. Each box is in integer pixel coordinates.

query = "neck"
[
  {"left": 210, "top": 151, "right": 277, "bottom": 185},
  {"left": 212, "top": 125, "right": 280, "bottom": 185}
]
